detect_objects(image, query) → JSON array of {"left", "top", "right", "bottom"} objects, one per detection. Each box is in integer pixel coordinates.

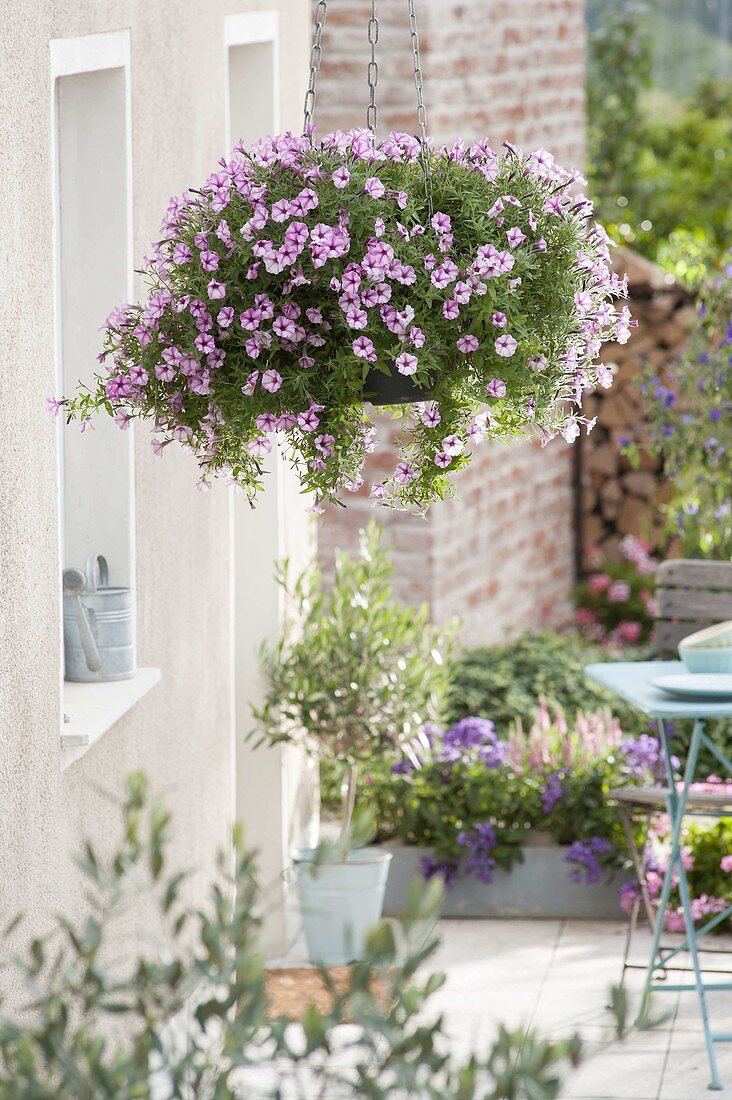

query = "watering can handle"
[{"left": 86, "top": 554, "right": 109, "bottom": 593}]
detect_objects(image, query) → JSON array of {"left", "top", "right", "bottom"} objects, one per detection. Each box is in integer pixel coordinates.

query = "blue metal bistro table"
[{"left": 585, "top": 661, "right": 732, "bottom": 1090}]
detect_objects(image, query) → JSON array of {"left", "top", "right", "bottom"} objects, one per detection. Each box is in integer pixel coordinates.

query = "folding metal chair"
[{"left": 611, "top": 785, "right": 732, "bottom": 986}]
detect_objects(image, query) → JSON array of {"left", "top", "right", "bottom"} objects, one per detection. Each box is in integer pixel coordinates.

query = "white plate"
[{"left": 650, "top": 673, "right": 732, "bottom": 699}]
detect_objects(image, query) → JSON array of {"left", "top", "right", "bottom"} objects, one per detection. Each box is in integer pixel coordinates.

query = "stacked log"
[{"left": 579, "top": 249, "right": 694, "bottom": 566}]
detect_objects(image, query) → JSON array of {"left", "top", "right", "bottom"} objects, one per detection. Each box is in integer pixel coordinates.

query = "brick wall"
[{"left": 315, "top": 0, "right": 587, "bottom": 644}]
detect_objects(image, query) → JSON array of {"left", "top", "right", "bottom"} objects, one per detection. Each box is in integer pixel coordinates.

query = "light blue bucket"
[{"left": 292, "top": 847, "right": 392, "bottom": 966}]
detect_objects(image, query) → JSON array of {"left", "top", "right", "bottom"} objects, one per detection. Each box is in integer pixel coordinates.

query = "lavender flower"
[
  {"left": 437, "top": 717, "right": 509, "bottom": 769},
  {"left": 420, "top": 856, "right": 460, "bottom": 887},
  {"left": 541, "top": 771, "right": 565, "bottom": 813},
  {"left": 621, "top": 733, "right": 678, "bottom": 780},
  {"left": 565, "top": 836, "right": 614, "bottom": 885},
  {"left": 457, "top": 823, "right": 498, "bottom": 884}
]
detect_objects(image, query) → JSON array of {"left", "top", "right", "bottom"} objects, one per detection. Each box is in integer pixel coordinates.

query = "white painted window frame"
[
  {"left": 223, "top": 10, "right": 281, "bottom": 150},
  {"left": 50, "top": 31, "right": 156, "bottom": 767},
  {"left": 50, "top": 27, "right": 135, "bottom": 575}
]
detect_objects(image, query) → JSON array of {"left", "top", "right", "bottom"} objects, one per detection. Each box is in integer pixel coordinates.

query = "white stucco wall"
[{"left": 0, "top": 0, "right": 310, "bottom": 990}]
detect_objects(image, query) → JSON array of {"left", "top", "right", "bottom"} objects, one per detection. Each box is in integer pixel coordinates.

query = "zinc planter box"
[{"left": 382, "top": 842, "right": 629, "bottom": 920}]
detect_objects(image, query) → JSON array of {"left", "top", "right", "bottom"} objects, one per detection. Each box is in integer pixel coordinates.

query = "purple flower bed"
[{"left": 362, "top": 704, "right": 671, "bottom": 891}]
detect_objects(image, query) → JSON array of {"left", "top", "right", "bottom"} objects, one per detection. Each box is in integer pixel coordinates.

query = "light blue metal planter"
[
  {"left": 382, "top": 842, "right": 631, "bottom": 919},
  {"left": 292, "top": 847, "right": 392, "bottom": 965},
  {"left": 63, "top": 554, "right": 134, "bottom": 682}
]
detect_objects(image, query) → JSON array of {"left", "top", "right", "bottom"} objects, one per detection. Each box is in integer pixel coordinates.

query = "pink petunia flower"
[
  {"left": 207, "top": 279, "right": 226, "bottom": 300},
  {"left": 297, "top": 408, "right": 320, "bottom": 432},
  {"left": 46, "top": 396, "right": 63, "bottom": 416},
  {"left": 241, "top": 370, "right": 259, "bottom": 396},
  {"left": 199, "top": 249, "right": 220, "bottom": 272},
  {"left": 495, "top": 334, "right": 518, "bottom": 357},
  {"left": 195, "top": 333, "right": 215, "bottom": 355},
  {"left": 256, "top": 412, "right": 278, "bottom": 432},
  {"left": 441, "top": 434, "right": 463, "bottom": 456},
  {"left": 442, "top": 299, "right": 460, "bottom": 320},
  {"left": 394, "top": 461, "right": 417, "bottom": 484},
  {"left": 352, "top": 336, "right": 377, "bottom": 361},
  {"left": 434, "top": 452, "right": 452, "bottom": 468},
  {"left": 363, "top": 177, "right": 385, "bottom": 199},
  {"left": 272, "top": 316, "right": 298, "bottom": 341},
  {"left": 370, "top": 482, "right": 387, "bottom": 500},
  {"left": 456, "top": 335, "right": 479, "bottom": 354},
  {"left": 617, "top": 621, "right": 642, "bottom": 644},
  {"left": 430, "top": 259, "right": 459, "bottom": 289},
  {"left": 261, "top": 369, "right": 283, "bottom": 393},
  {"left": 485, "top": 378, "right": 507, "bottom": 398},
  {"left": 172, "top": 243, "right": 192, "bottom": 265},
  {"left": 431, "top": 212, "right": 452, "bottom": 235},
  {"left": 491, "top": 312, "right": 508, "bottom": 328},
  {"left": 315, "top": 433, "right": 335, "bottom": 456},
  {"left": 395, "top": 352, "right": 418, "bottom": 376},
  {"left": 247, "top": 437, "right": 272, "bottom": 457},
  {"left": 332, "top": 166, "right": 350, "bottom": 188},
  {"left": 506, "top": 227, "right": 526, "bottom": 247},
  {"left": 560, "top": 418, "right": 581, "bottom": 443},
  {"left": 421, "top": 403, "right": 441, "bottom": 428}
]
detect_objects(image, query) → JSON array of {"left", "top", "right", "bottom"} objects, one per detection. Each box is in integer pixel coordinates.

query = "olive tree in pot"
[{"left": 252, "top": 521, "right": 453, "bottom": 965}]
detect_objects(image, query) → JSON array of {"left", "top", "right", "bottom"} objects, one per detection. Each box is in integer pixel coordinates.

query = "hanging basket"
[
  {"left": 365, "top": 362, "right": 433, "bottom": 407},
  {"left": 56, "top": 1, "right": 630, "bottom": 511}
]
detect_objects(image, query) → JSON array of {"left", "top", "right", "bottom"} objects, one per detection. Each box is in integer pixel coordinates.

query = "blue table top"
[{"left": 585, "top": 661, "right": 732, "bottom": 720}]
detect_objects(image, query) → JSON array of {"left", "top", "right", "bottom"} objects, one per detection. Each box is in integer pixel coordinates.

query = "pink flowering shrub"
[
  {"left": 58, "top": 129, "right": 629, "bottom": 509},
  {"left": 575, "top": 535, "right": 657, "bottom": 647},
  {"left": 620, "top": 809, "right": 732, "bottom": 934}
]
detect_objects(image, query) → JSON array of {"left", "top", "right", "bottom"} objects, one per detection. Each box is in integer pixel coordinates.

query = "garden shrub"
[
  {"left": 621, "top": 805, "right": 732, "bottom": 933},
  {"left": 575, "top": 535, "right": 658, "bottom": 647},
  {"left": 444, "top": 631, "right": 644, "bottom": 735},
  {"left": 0, "top": 771, "right": 583, "bottom": 1099}
]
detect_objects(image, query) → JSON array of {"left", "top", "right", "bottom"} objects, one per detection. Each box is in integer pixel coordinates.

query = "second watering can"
[{"left": 63, "top": 554, "right": 134, "bottom": 682}]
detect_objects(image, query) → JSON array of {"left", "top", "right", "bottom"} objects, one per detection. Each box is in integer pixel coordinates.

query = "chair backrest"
[{"left": 655, "top": 559, "right": 732, "bottom": 657}]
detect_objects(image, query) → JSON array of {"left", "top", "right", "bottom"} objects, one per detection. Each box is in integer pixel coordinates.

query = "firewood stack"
[{"left": 579, "top": 249, "right": 694, "bottom": 566}]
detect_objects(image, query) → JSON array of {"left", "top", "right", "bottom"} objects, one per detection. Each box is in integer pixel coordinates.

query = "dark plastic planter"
[{"left": 364, "top": 364, "right": 433, "bottom": 406}]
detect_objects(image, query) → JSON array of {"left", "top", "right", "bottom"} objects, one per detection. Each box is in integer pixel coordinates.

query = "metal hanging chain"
[
  {"left": 407, "top": 0, "right": 433, "bottom": 215},
  {"left": 302, "top": 0, "right": 328, "bottom": 138},
  {"left": 366, "top": 0, "right": 379, "bottom": 132}
]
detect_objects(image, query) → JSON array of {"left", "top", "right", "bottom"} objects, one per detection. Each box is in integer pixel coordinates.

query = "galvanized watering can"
[{"left": 63, "top": 554, "right": 134, "bottom": 682}]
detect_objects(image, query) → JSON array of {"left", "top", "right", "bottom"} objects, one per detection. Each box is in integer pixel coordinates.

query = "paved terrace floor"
[{"left": 430, "top": 918, "right": 732, "bottom": 1100}]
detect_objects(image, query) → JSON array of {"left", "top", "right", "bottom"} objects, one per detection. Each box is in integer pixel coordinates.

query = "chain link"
[
  {"left": 407, "top": 0, "right": 433, "bottom": 216},
  {"left": 302, "top": 0, "right": 432, "bottom": 215},
  {"left": 366, "top": 0, "right": 379, "bottom": 132},
  {"left": 302, "top": 0, "right": 328, "bottom": 138}
]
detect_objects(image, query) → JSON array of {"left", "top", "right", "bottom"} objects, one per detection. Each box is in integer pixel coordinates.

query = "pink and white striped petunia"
[
  {"left": 395, "top": 352, "right": 418, "bottom": 376},
  {"left": 495, "top": 334, "right": 518, "bottom": 357}
]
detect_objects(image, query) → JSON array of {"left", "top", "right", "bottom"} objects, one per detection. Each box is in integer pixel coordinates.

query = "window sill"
[{"left": 61, "top": 667, "right": 161, "bottom": 769}]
